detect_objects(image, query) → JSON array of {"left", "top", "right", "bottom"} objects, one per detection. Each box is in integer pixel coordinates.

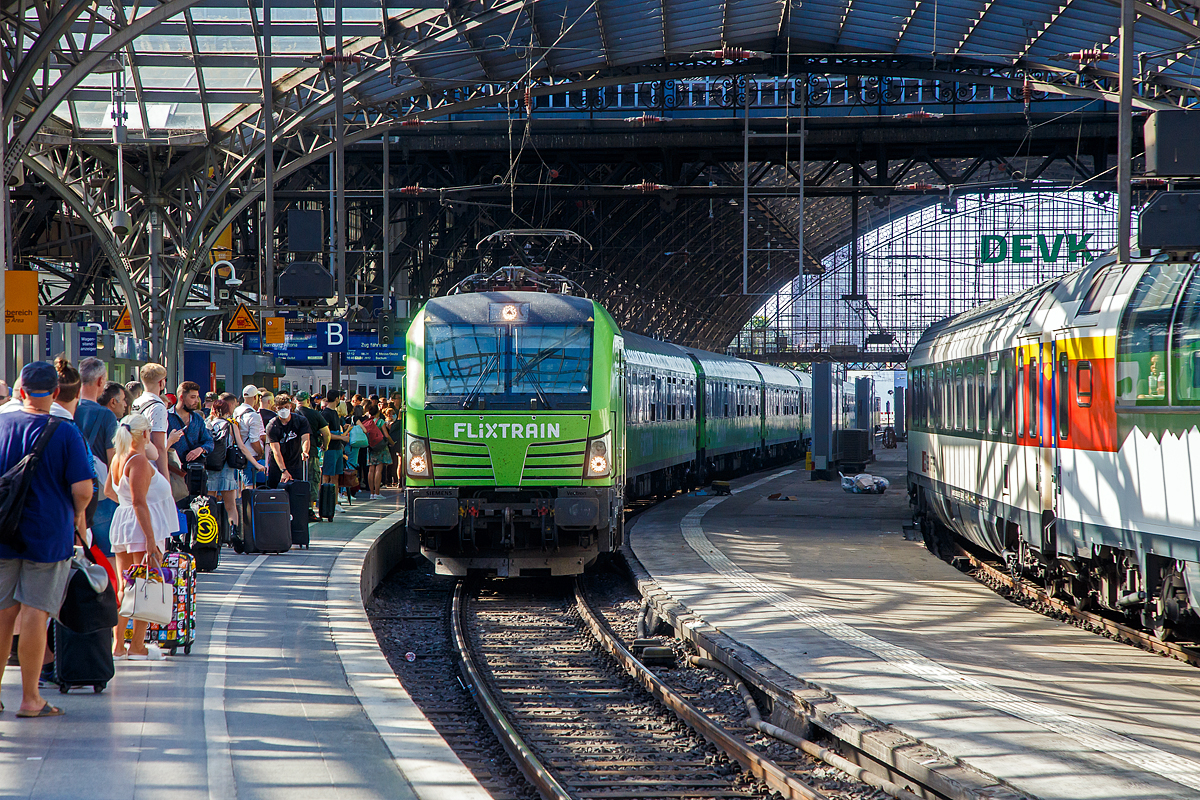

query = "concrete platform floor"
[
  {"left": 631, "top": 446, "right": 1200, "bottom": 800},
  {"left": 0, "top": 494, "right": 483, "bottom": 800}
]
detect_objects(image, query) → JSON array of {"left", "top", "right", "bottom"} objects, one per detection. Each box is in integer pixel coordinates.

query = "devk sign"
[{"left": 979, "top": 234, "right": 1093, "bottom": 264}]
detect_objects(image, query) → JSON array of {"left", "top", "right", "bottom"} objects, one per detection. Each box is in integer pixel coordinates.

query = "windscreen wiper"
[
  {"left": 461, "top": 354, "right": 500, "bottom": 409},
  {"left": 514, "top": 353, "right": 552, "bottom": 409}
]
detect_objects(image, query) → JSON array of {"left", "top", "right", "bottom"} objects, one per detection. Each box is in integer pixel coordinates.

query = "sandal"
[{"left": 17, "top": 703, "right": 64, "bottom": 718}]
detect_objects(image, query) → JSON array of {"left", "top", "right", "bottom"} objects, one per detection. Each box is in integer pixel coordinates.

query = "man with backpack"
[
  {"left": 131, "top": 363, "right": 170, "bottom": 478},
  {"left": 74, "top": 358, "right": 118, "bottom": 556},
  {"left": 295, "top": 392, "right": 328, "bottom": 520},
  {"left": 167, "top": 382, "right": 214, "bottom": 498},
  {"left": 0, "top": 362, "right": 94, "bottom": 718},
  {"left": 264, "top": 394, "right": 311, "bottom": 489},
  {"left": 234, "top": 385, "right": 267, "bottom": 486}
]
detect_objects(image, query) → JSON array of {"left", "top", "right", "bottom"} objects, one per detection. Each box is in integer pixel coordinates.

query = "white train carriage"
[{"left": 908, "top": 253, "right": 1200, "bottom": 639}]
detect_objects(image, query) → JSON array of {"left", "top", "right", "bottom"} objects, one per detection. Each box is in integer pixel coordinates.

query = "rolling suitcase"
[
  {"left": 241, "top": 487, "right": 292, "bottom": 553},
  {"left": 123, "top": 550, "right": 197, "bottom": 655},
  {"left": 187, "top": 495, "right": 224, "bottom": 572},
  {"left": 318, "top": 482, "right": 337, "bottom": 521},
  {"left": 284, "top": 470, "right": 310, "bottom": 549},
  {"left": 52, "top": 623, "right": 114, "bottom": 693}
]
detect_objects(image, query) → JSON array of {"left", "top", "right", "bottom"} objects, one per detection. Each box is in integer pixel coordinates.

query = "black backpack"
[
  {"left": 205, "top": 419, "right": 229, "bottom": 471},
  {"left": 0, "top": 417, "right": 63, "bottom": 554}
]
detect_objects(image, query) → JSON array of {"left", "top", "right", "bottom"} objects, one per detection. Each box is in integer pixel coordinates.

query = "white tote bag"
[{"left": 119, "top": 567, "right": 172, "bottom": 625}]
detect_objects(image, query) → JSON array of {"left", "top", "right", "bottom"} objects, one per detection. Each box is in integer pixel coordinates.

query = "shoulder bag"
[
  {"left": 223, "top": 417, "right": 248, "bottom": 469},
  {"left": 119, "top": 561, "right": 173, "bottom": 625},
  {"left": 0, "top": 417, "right": 63, "bottom": 553}
]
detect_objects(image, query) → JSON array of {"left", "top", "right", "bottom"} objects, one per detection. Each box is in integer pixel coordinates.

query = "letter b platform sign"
[{"left": 319, "top": 321, "right": 348, "bottom": 352}]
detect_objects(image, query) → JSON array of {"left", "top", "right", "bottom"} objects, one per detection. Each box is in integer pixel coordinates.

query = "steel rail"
[
  {"left": 450, "top": 581, "right": 573, "bottom": 800},
  {"left": 957, "top": 549, "right": 1200, "bottom": 669},
  {"left": 573, "top": 580, "right": 830, "bottom": 800}
]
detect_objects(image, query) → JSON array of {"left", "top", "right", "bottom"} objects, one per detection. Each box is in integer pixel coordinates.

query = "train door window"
[
  {"left": 1058, "top": 351, "right": 1070, "bottom": 439},
  {"left": 976, "top": 359, "right": 987, "bottom": 434},
  {"left": 954, "top": 362, "right": 964, "bottom": 430},
  {"left": 1076, "top": 361, "right": 1093, "bottom": 407},
  {"left": 966, "top": 362, "right": 976, "bottom": 432},
  {"left": 1002, "top": 353, "right": 1014, "bottom": 437},
  {"left": 1017, "top": 361, "right": 1025, "bottom": 438},
  {"left": 1117, "top": 262, "right": 1191, "bottom": 406},
  {"left": 1171, "top": 269, "right": 1200, "bottom": 405},
  {"left": 1027, "top": 355, "right": 1038, "bottom": 440}
]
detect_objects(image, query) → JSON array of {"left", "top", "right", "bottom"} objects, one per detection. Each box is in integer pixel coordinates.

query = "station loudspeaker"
[
  {"left": 277, "top": 260, "right": 335, "bottom": 300},
  {"left": 378, "top": 314, "right": 396, "bottom": 346}
]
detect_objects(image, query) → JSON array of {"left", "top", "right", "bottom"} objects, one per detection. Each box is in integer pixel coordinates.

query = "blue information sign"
[
  {"left": 79, "top": 331, "right": 98, "bottom": 357},
  {"left": 245, "top": 332, "right": 404, "bottom": 366}
]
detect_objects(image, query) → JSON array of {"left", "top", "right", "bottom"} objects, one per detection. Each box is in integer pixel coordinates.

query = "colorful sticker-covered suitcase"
[{"left": 123, "top": 551, "right": 196, "bottom": 655}]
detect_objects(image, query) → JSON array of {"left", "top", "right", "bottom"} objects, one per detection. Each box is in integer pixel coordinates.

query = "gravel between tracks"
[{"left": 371, "top": 557, "right": 893, "bottom": 800}]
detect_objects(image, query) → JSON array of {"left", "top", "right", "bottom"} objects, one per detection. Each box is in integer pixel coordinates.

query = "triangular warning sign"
[
  {"left": 225, "top": 303, "right": 259, "bottom": 334},
  {"left": 114, "top": 307, "right": 133, "bottom": 332}
]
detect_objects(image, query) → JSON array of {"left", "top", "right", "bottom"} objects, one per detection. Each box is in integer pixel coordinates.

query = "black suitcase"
[
  {"left": 318, "top": 482, "right": 337, "bottom": 521},
  {"left": 240, "top": 488, "right": 292, "bottom": 553},
  {"left": 285, "top": 478, "right": 310, "bottom": 548},
  {"left": 187, "top": 495, "right": 224, "bottom": 572},
  {"left": 52, "top": 622, "right": 114, "bottom": 693}
]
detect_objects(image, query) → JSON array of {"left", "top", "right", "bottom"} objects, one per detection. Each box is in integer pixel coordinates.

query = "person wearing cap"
[
  {"left": 0, "top": 362, "right": 94, "bottom": 718},
  {"left": 295, "top": 392, "right": 328, "bottom": 517},
  {"left": 233, "top": 385, "right": 267, "bottom": 485}
]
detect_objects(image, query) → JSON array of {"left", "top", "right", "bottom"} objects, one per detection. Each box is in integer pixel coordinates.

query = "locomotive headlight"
[
  {"left": 586, "top": 432, "right": 612, "bottom": 477},
  {"left": 501, "top": 304, "right": 520, "bottom": 322},
  {"left": 407, "top": 434, "right": 429, "bottom": 477}
]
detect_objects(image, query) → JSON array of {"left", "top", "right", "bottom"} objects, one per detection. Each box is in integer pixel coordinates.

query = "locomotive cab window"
[
  {"left": 1117, "top": 263, "right": 1191, "bottom": 407},
  {"left": 1171, "top": 269, "right": 1200, "bottom": 405}
]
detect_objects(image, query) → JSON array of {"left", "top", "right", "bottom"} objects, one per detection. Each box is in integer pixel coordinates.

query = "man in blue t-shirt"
[
  {"left": 0, "top": 362, "right": 94, "bottom": 718},
  {"left": 75, "top": 357, "right": 119, "bottom": 555}
]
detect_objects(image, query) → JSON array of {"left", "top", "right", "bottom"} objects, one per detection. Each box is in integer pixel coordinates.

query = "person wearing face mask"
[
  {"left": 264, "top": 393, "right": 311, "bottom": 489},
  {"left": 105, "top": 413, "right": 178, "bottom": 661}
]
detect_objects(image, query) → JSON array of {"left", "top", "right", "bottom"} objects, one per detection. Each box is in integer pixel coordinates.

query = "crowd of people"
[{"left": 0, "top": 356, "right": 406, "bottom": 718}]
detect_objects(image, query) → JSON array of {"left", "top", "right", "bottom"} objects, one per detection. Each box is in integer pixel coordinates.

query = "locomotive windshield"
[{"left": 425, "top": 322, "right": 593, "bottom": 408}]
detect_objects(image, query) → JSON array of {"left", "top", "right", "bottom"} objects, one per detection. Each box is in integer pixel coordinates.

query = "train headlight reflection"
[
  {"left": 586, "top": 432, "right": 612, "bottom": 477},
  {"left": 407, "top": 435, "right": 430, "bottom": 477}
]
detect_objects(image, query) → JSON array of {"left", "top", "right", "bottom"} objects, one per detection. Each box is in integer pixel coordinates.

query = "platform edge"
[
  {"left": 329, "top": 510, "right": 495, "bottom": 800},
  {"left": 621, "top": 533, "right": 1033, "bottom": 800}
]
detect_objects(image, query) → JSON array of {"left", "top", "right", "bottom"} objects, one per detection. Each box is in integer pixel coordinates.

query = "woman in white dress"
[{"left": 104, "top": 413, "right": 181, "bottom": 660}]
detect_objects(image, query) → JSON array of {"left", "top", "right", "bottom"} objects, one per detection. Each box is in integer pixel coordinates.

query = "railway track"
[
  {"left": 451, "top": 576, "right": 926, "bottom": 800},
  {"left": 953, "top": 547, "right": 1200, "bottom": 669}
]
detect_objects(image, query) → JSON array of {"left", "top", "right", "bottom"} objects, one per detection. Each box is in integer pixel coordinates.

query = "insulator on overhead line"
[
  {"left": 692, "top": 47, "right": 768, "bottom": 60},
  {"left": 622, "top": 180, "right": 669, "bottom": 192},
  {"left": 902, "top": 182, "right": 937, "bottom": 191},
  {"left": 400, "top": 184, "right": 423, "bottom": 195},
  {"left": 895, "top": 109, "right": 943, "bottom": 120},
  {"left": 400, "top": 118, "right": 425, "bottom": 127},
  {"left": 624, "top": 112, "right": 667, "bottom": 124},
  {"left": 1066, "top": 48, "right": 1112, "bottom": 63},
  {"left": 323, "top": 54, "right": 362, "bottom": 65}
]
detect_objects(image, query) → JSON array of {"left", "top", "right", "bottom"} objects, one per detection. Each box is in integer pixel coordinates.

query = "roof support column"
[
  {"left": 263, "top": 0, "right": 275, "bottom": 316},
  {"left": 742, "top": 78, "right": 749, "bottom": 295},
  {"left": 1118, "top": 0, "right": 1134, "bottom": 262}
]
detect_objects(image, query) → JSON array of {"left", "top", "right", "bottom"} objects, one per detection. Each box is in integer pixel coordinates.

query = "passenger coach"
[{"left": 908, "top": 253, "right": 1200, "bottom": 639}]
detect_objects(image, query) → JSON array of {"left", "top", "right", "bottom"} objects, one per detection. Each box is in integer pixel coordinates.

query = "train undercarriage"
[
  {"left": 408, "top": 486, "right": 621, "bottom": 577},
  {"left": 914, "top": 488, "right": 1200, "bottom": 642}
]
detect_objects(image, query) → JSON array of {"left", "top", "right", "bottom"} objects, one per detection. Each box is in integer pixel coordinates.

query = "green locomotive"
[{"left": 403, "top": 265, "right": 811, "bottom": 577}]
